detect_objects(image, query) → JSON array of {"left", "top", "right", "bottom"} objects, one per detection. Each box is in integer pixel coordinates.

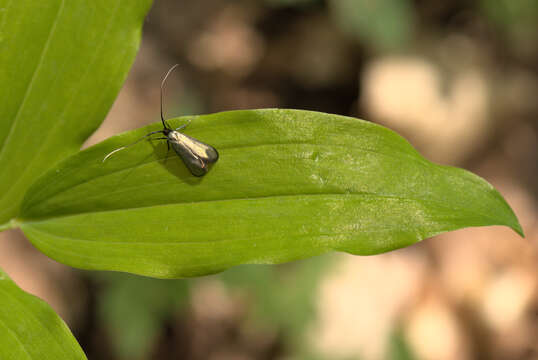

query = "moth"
[{"left": 103, "top": 64, "right": 219, "bottom": 177}]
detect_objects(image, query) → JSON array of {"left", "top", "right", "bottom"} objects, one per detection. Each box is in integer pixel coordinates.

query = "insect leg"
[
  {"left": 164, "top": 141, "right": 171, "bottom": 163},
  {"left": 146, "top": 137, "right": 172, "bottom": 162}
]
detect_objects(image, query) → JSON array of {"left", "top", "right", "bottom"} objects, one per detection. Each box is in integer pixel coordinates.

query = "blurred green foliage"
[
  {"left": 97, "top": 256, "right": 331, "bottom": 358},
  {"left": 97, "top": 273, "right": 189, "bottom": 359},
  {"left": 264, "top": 0, "right": 320, "bottom": 7},
  {"left": 387, "top": 327, "right": 417, "bottom": 360},
  {"left": 479, "top": 0, "right": 538, "bottom": 48},
  {"left": 221, "top": 256, "right": 333, "bottom": 351},
  {"left": 329, "top": 0, "right": 415, "bottom": 51}
]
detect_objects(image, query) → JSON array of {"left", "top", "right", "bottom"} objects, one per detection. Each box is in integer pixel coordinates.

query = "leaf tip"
[
  {"left": 499, "top": 200, "right": 525, "bottom": 238},
  {"left": 511, "top": 219, "right": 525, "bottom": 238},
  {"left": 485, "top": 185, "right": 525, "bottom": 238}
]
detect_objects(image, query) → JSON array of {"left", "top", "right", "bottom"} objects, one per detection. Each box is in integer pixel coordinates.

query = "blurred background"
[{"left": 1, "top": 0, "right": 537, "bottom": 359}]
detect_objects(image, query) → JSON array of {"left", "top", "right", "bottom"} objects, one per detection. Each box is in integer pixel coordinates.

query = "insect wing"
[{"left": 169, "top": 131, "right": 219, "bottom": 177}]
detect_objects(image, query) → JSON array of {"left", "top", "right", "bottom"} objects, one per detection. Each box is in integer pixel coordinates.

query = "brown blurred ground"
[{"left": 1, "top": 0, "right": 537, "bottom": 359}]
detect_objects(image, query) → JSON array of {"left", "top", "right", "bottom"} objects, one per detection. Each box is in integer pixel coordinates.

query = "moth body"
[
  {"left": 102, "top": 64, "right": 219, "bottom": 177},
  {"left": 165, "top": 129, "right": 219, "bottom": 177}
]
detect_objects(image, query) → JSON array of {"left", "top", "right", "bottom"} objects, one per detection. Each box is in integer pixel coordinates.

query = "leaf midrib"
[{"left": 20, "top": 192, "right": 499, "bottom": 227}]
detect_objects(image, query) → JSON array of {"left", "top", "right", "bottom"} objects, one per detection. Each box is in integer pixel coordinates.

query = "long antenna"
[
  {"left": 160, "top": 64, "right": 180, "bottom": 129},
  {"left": 102, "top": 130, "right": 163, "bottom": 162}
]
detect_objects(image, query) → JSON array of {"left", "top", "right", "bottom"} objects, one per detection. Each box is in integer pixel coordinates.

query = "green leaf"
[
  {"left": 0, "top": 267, "right": 87, "bottom": 359},
  {"left": 0, "top": 0, "right": 153, "bottom": 226},
  {"left": 18, "top": 109, "right": 523, "bottom": 278}
]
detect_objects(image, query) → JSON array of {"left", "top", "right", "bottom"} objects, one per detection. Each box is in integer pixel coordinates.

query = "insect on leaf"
[{"left": 19, "top": 109, "right": 523, "bottom": 278}]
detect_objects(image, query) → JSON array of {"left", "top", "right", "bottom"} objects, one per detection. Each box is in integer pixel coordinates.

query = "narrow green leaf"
[
  {"left": 0, "top": 267, "right": 86, "bottom": 359},
  {"left": 0, "top": 0, "right": 153, "bottom": 225},
  {"left": 19, "top": 110, "right": 523, "bottom": 278}
]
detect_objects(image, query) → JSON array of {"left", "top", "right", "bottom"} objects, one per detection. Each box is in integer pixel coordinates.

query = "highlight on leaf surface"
[{"left": 18, "top": 109, "right": 523, "bottom": 278}]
